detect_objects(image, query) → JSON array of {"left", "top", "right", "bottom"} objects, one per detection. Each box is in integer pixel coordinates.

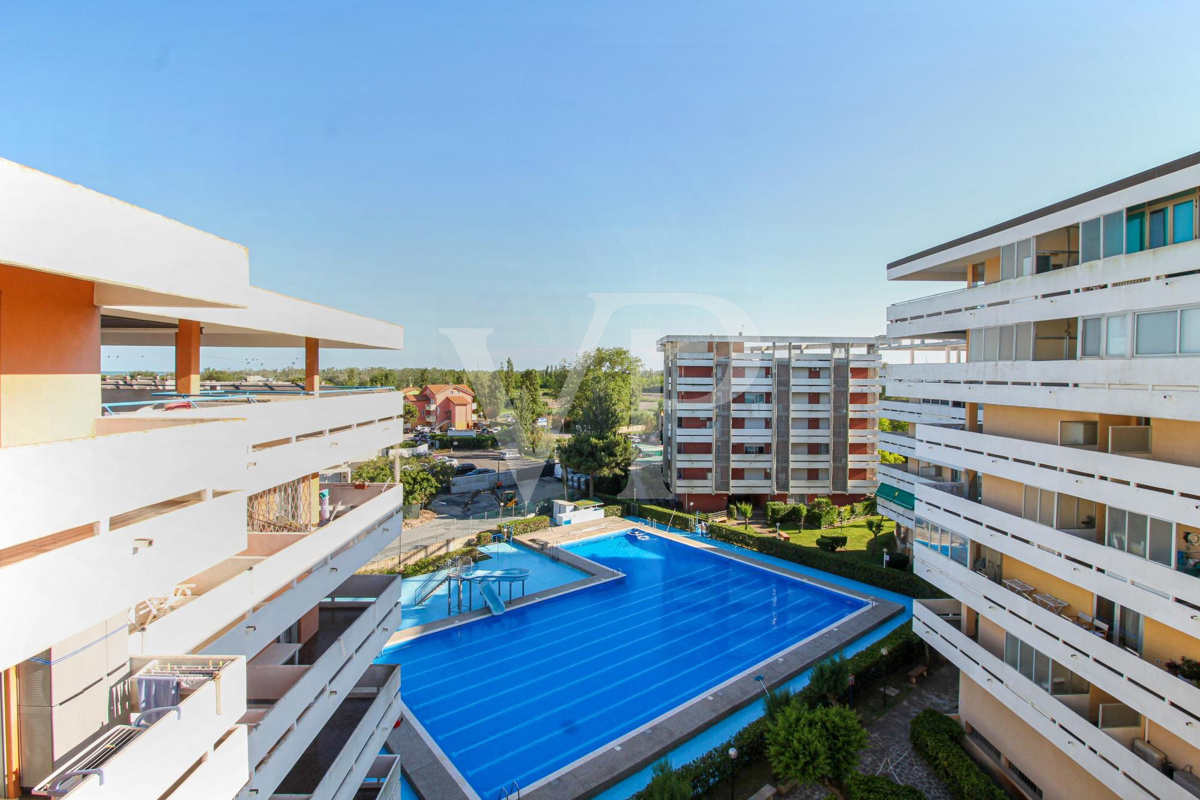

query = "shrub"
[
  {"left": 910, "top": 710, "right": 1005, "bottom": 800},
  {"left": 642, "top": 760, "right": 691, "bottom": 800},
  {"left": 806, "top": 497, "right": 838, "bottom": 529},
  {"left": 765, "top": 501, "right": 789, "bottom": 526},
  {"left": 431, "top": 433, "right": 498, "bottom": 450},
  {"left": 351, "top": 456, "right": 394, "bottom": 483},
  {"left": 603, "top": 505, "right": 624, "bottom": 517},
  {"left": 395, "top": 440, "right": 420, "bottom": 449},
  {"left": 808, "top": 655, "right": 850, "bottom": 706},
  {"left": 767, "top": 704, "right": 868, "bottom": 789},
  {"left": 842, "top": 773, "right": 927, "bottom": 799},
  {"left": 886, "top": 552, "right": 910, "bottom": 571},
  {"left": 398, "top": 545, "right": 484, "bottom": 578},
  {"left": 704, "top": 522, "right": 943, "bottom": 598},
  {"left": 503, "top": 516, "right": 550, "bottom": 536},
  {"left": 763, "top": 684, "right": 796, "bottom": 723},
  {"left": 595, "top": 497, "right": 699, "bottom": 532},
  {"left": 816, "top": 535, "right": 848, "bottom": 552}
]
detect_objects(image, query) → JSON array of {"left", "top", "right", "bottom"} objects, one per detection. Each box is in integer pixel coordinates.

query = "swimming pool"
[
  {"left": 398, "top": 541, "right": 586, "bottom": 630},
  {"left": 380, "top": 531, "right": 870, "bottom": 798}
]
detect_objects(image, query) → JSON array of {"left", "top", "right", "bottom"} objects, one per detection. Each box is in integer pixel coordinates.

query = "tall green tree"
[
  {"left": 566, "top": 347, "right": 643, "bottom": 436},
  {"left": 558, "top": 434, "right": 635, "bottom": 497}
]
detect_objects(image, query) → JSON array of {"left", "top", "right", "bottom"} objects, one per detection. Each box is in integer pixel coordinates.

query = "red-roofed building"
[{"left": 405, "top": 384, "right": 477, "bottom": 430}]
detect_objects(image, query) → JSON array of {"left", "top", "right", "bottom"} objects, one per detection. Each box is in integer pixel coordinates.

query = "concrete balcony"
[
  {"left": 916, "top": 425, "right": 1200, "bottom": 530},
  {"left": 886, "top": 359, "right": 1200, "bottom": 422},
  {"left": 790, "top": 402, "right": 831, "bottom": 413},
  {"left": 847, "top": 479, "right": 878, "bottom": 493},
  {"left": 913, "top": 602, "right": 1190, "bottom": 800},
  {"left": 0, "top": 489, "right": 246, "bottom": 671},
  {"left": 141, "top": 390, "right": 406, "bottom": 494},
  {"left": 848, "top": 429, "right": 879, "bottom": 442},
  {"left": 917, "top": 551, "right": 1200, "bottom": 749},
  {"left": 731, "top": 452, "right": 772, "bottom": 465},
  {"left": 676, "top": 376, "right": 714, "bottom": 388},
  {"left": 732, "top": 402, "right": 773, "bottom": 413},
  {"left": 33, "top": 655, "right": 248, "bottom": 800},
  {"left": 731, "top": 376, "right": 773, "bottom": 389},
  {"left": 879, "top": 431, "right": 916, "bottom": 459},
  {"left": 675, "top": 452, "right": 714, "bottom": 465},
  {"left": 241, "top": 575, "right": 402, "bottom": 798},
  {"left": 130, "top": 487, "right": 404, "bottom": 657},
  {"left": 270, "top": 664, "right": 402, "bottom": 800},
  {"left": 789, "top": 429, "right": 831, "bottom": 442},
  {"left": 888, "top": 240, "right": 1200, "bottom": 338},
  {"left": 790, "top": 453, "right": 831, "bottom": 466},
  {"left": 916, "top": 489, "right": 1200, "bottom": 640},
  {"left": 730, "top": 479, "right": 772, "bottom": 491},
  {"left": 877, "top": 496, "right": 915, "bottom": 528},
  {"left": 674, "top": 479, "right": 713, "bottom": 490},
  {"left": 675, "top": 429, "right": 714, "bottom": 443},
  {"left": 880, "top": 400, "right": 967, "bottom": 426},
  {"left": 731, "top": 429, "right": 772, "bottom": 443}
]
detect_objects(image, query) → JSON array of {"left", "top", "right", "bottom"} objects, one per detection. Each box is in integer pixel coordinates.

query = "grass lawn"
[{"left": 777, "top": 518, "right": 896, "bottom": 564}]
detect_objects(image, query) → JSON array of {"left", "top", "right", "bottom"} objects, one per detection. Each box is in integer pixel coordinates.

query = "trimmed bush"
[
  {"left": 431, "top": 433, "right": 498, "bottom": 450},
  {"left": 842, "top": 773, "right": 927, "bottom": 799},
  {"left": 504, "top": 515, "right": 550, "bottom": 536},
  {"left": 705, "top": 522, "right": 943, "bottom": 598},
  {"left": 398, "top": 545, "right": 485, "bottom": 578},
  {"left": 806, "top": 497, "right": 838, "bottom": 529},
  {"left": 910, "top": 710, "right": 1005, "bottom": 800},
  {"left": 816, "top": 534, "right": 848, "bottom": 552},
  {"left": 603, "top": 505, "right": 624, "bottom": 517},
  {"left": 765, "top": 501, "right": 789, "bottom": 526},
  {"left": 886, "top": 551, "right": 910, "bottom": 571}
]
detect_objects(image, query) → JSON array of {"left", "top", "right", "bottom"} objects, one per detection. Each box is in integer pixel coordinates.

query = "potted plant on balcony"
[{"left": 1165, "top": 656, "right": 1200, "bottom": 687}]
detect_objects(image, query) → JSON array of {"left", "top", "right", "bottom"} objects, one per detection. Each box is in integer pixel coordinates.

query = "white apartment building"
[
  {"left": 885, "top": 152, "right": 1200, "bottom": 799},
  {"left": 659, "top": 335, "right": 880, "bottom": 513},
  {"left": 0, "top": 159, "right": 405, "bottom": 799}
]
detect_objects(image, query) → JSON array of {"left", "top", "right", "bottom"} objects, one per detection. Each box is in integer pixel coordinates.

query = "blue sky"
[{"left": 4, "top": 2, "right": 1200, "bottom": 371}]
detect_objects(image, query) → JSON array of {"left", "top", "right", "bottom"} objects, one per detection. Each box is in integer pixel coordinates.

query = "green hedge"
[
  {"left": 816, "top": 534, "right": 848, "bottom": 552},
  {"left": 706, "top": 522, "right": 943, "bottom": 599},
  {"left": 594, "top": 496, "right": 699, "bottom": 532},
  {"left": 766, "top": 501, "right": 806, "bottom": 525},
  {"left": 398, "top": 545, "right": 486, "bottom": 578},
  {"left": 631, "top": 626, "right": 924, "bottom": 799},
  {"left": 431, "top": 433, "right": 498, "bottom": 449},
  {"left": 502, "top": 515, "right": 551, "bottom": 536},
  {"left": 837, "top": 773, "right": 927, "bottom": 799},
  {"left": 910, "top": 710, "right": 1005, "bottom": 800},
  {"left": 603, "top": 505, "right": 624, "bottom": 517}
]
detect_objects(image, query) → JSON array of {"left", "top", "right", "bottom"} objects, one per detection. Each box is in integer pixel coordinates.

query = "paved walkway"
[{"left": 784, "top": 664, "right": 959, "bottom": 800}]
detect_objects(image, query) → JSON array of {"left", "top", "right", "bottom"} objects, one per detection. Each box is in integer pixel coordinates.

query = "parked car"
[
  {"left": 500, "top": 450, "right": 521, "bottom": 461},
  {"left": 435, "top": 456, "right": 458, "bottom": 467},
  {"left": 454, "top": 463, "right": 478, "bottom": 476},
  {"left": 464, "top": 467, "right": 496, "bottom": 477}
]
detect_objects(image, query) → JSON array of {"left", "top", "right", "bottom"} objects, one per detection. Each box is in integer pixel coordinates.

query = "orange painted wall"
[{"left": 0, "top": 265, "right": 99, "bottom": 447}]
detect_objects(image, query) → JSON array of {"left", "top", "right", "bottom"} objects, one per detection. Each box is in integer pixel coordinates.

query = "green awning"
[{"left": 876, "top": 483, "right": 915, "bottom": 511}]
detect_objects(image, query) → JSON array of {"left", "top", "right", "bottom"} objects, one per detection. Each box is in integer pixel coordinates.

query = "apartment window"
[
  {"left": 1182, "top": 307, "right": 1200, "bottom": 353},
  {"left": 1106, "top": 314, "right": 1129, "bottom": 356},
  {"left": 1014, "top": 322, "right": 1032, "bottom": 360},
  {"left": 1022, "top": 486, "right": 1056, "bottom": 526},
  {"left": 1081, "top": 317, "right": 1102, "bottom": 357},
  {"left": 1105, "top": 506, "right": 1174, "bottom": 567},
  {"left": 1000, "top": 242, "right": 1016, "bottom": 281},
  {"left": 1127, "top": 210, "right": 1145, "bottom": 253},
  {"left": 744, "top": 444, "right": 766, "bottom": 455},
  {"left": 914, "top": 518, "right": 969, "bottom": 566},
  {"left": 1016, "top": 238, "right": 1033, "bottom": 277},
  {"left": 983, "top": 327, "right": 999, "bottom": 361},
  {"left": 743, "top": 392, "right": 767, "bottom": 404},
  {"left": 1103, "top": 210, "right": 1125, "bottom": 257},
  {"left": 1176, "top": 200, "right": 1196, "bottom": 244},
  {"left": 1059, "top": 420, "right": 1098, "bottom": 448},
  {"left": 970, "top": 323, "right": 1033, "bottom": 362},
  {"left": 1080, "top": 216, "right": 1101, "bottom": 263},
  {"left": 1135, "top": 310, "right": 1179, "bottom": 355},
  {"left": 1005, "top": 633, "right": 1090, "bottom": 695}
]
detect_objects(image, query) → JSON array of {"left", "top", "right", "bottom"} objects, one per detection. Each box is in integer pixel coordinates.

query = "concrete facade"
[{"left": 889, "top": 152, "right": 1200, "bottom": 800}]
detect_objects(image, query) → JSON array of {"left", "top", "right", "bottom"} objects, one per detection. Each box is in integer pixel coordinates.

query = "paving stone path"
[{"left": 783, "top": 664, "right": 959, "bottom": 800}]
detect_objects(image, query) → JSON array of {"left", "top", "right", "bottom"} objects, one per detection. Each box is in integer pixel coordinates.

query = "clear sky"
[{"left": 4, "top": 2, "right": 1200, "bottom": 371}]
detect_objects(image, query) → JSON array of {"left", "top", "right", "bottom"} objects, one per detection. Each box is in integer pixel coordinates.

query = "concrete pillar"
[
  {"left": 305, "top": 337, "right": 320, "bottom": 394},
  {"left": 175, "top": 320, "right": 201, "bottom": 395}
]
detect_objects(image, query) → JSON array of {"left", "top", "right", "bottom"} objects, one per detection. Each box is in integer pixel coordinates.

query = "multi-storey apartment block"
[
  {"left": 0, "top": 159, "right": 405, "bottom": 799},
  {"left": 886, "top": 152, "right": 1200, "bottom": 800},
  {"left": 659, "top": 335, "right": 880, "bottom": 513}
]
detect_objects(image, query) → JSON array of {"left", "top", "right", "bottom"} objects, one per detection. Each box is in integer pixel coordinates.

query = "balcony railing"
[
  {"left": 243, "top": 575, "right": 402, "bottom": 797},
  {"left": 914, "top": 602, "right": 1187, "bottom": 800},
  {"left": 130, "top": 487, "right": 404, "bottom": 657},
  {"left": 917, "top": 551, "right": 1200, "bottom": 749},
  {"left": 33, "top": 656, "right": 247, "bottom": 800},
  {"left": 916, "top": 489, "right": 1200, "bottom": 643}
]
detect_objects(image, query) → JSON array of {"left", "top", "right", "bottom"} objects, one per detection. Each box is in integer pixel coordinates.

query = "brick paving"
[{"left": 782, "top": 664, "right": 959, "bottom": 800}]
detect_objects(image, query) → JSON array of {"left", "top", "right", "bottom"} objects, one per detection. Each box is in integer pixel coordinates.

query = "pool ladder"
[{"left": 499, "top": 780, "right": 520, "bottom": 799}]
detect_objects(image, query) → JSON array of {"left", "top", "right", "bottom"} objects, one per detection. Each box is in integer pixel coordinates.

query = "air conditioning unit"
[
  {"left": 1132, "top": 738, "right": 1167, "bottom": 772},
  {"left": 1175, "top": 767, "right": 1200, "bottom": 798}
]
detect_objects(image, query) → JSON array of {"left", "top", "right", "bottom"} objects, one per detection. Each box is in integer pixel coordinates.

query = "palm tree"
[
  {"left": 734, "top": 501, "right": 754, "bottom": 530},
  {"left": 866, "top": 516, "right": 886, "bottom": 554}
]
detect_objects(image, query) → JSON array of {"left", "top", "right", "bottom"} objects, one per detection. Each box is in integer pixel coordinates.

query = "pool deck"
[{"left": 393, "top": 520, "right": 903, "bottom": 800}]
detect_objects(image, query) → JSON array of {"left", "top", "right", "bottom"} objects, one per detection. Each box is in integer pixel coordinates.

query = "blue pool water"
[{"left": 380, "top": 531, "right": 869, "bottom": 798}]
